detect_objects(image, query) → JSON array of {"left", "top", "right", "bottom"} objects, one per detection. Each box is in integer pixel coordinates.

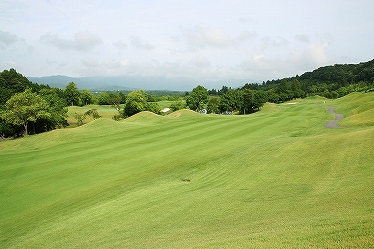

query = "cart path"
[{"left": 324, "top": 106, "right": 345, "bottom": 128}]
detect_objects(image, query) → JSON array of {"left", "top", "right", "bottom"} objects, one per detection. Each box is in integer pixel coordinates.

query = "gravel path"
[{"left": 324, "top": 106, "right": 345, "bottom": 128}]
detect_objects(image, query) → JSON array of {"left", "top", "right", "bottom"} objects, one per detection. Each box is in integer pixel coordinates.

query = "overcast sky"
[{"left": 1, "top": 0, "right": 373, "bottom": 88}]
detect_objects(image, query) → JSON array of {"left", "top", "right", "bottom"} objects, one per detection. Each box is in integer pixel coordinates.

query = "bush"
[
  {"left": 112, "top": 114, "right": 122, "bottom": 121},
  {"left": 170, "top": 99, "right": 186, "bottom": 111},
  {"left": 73, "top": 113, "right": 86, "bottom": 126}
]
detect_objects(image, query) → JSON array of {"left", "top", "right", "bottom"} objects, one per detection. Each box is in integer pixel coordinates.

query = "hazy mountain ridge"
[
  {"left": 27, "top": 75, "right": 248, "bottom": 92},
  {"left": 27, "top": 59, "right": 374, "bottom": 92}
]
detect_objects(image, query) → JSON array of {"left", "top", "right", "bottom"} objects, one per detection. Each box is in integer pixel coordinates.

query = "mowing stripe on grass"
[{"left": 1, "top": 94, "right": 373, "bottom": 248}]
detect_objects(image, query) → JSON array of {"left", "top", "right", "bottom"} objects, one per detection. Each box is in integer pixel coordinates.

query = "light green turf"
[
  {"left": 157, "top": 100, "right": 173, "bottom": 109},
  {"left": 67, "top": 105, "right": 120, "bottom": 124},
  {"left": 332, "top": 92, "right": 374, "bottom": 127},
  {"left": 67, "top": 101, "right": 174, "bottom": 125},
  {"left": 0, "top": 93, "right": 373, "bottom": 248}
]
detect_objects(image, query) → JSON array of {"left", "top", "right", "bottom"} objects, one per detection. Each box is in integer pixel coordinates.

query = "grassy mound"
[
  {"left": 332, "top": 92, "right": 374, "bottom": 126},
  {"left": 0, "top": 94, "right": 373, "bottom": 248},
  {"left": 166, "top": 108, "right": 202, "bottom": 118},
  {"left": 67, "top": 105, "right": 120, "bottom": 124},
  {"left": 126, "top": 111, "right": 166, "bottom": 123}
]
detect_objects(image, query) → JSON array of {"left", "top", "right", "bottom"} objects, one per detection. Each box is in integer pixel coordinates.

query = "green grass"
[
  {"left": 67, "top": 101, "right": 174, "bottom": 125},
  {"left": 67, "top": 104, "right": 120, "bottom": 125},
  {"left": 1, "top": 93, "right": 373, "bottom": 248},
  {"left": 157, "top": 100, "right": 173, "bottom": 109},
  {"left": 332, "top": 92, "right": 374, "bottom": 126}
]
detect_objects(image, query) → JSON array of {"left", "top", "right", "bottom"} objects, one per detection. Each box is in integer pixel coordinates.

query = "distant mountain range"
[
  {"left": 26, "top": 58, "right": 374, "bottom": 92},
  {"left": 28, "top": 75, "right": 136, "bottom": 91},
  {"left": 27, "top": 75, "right": 248, "bottom": 92}
]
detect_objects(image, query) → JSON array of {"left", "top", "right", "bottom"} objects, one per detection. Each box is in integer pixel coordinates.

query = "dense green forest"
[
  {"left": 0, "top": 59, "right": 373, "bottom": 138},
  {"left": 0, "top": 69, "right": 68, "bottom": 138}
]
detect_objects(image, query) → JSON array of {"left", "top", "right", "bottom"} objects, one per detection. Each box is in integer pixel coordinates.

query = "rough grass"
[
  {"left": 67, "top": 104, "right": 120, "bottom": 125},
  {"left": 0, "top": 93, "right": 373, "bottom": 248},
  {"left": 67, "top": 101, "right": 174, "bottom": 125},
  {"left": 332, "top": 92, "right": 374, "bottom": 126},
  {"left": 157, "top": 100, "right": 173, "bottom": 109}
]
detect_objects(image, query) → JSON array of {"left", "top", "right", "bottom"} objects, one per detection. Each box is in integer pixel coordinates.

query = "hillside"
[
  {"left": 27, "top": 75, "right": 217, "bottom": 91},
  {"left": 26, "top": 59, "right": 374, "bottom": 94},
  {"left": 333, "top": 92, "right": 374, "bottom": 126},
  {"left": 256, "top": 59, "right": 374, "bottom": 99},
  {"left": 300, "top": 59, "right": 374, "bottom": 84},
  {"left": 0, "top": 93, "right": 373, "bottom": 248}
]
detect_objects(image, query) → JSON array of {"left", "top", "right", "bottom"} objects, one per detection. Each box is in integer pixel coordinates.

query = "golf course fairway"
[{"left": 1, "top": 92, "right": 373, "bottom": 248}]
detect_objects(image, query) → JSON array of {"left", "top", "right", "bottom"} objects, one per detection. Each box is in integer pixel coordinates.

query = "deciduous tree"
[
  {"left": 186, "top": 85, "right": 208, "bottom": 111},
  {"left": 207, "top": 96, "right": 220, "bottom": 114},
  {"left": 64, "top": 82, "right": 80, "bottom": 106},
  {"left": 146, "top": 102, "right": 161, "bottom": 114},
  {"left": 123, "top": 90, "right": 148, "bottom": 117},
  {"left": 218, "top": 89, "right": 242, "bottom": 113},
  {"left": 1, "top": 89, "right": 50, "bottom": 136},
  {"left": 170, "top": 99, "right": 186, "bottom": 111},
  {"left": 242, "top": 89, "right": 268, "bottom": 114},
  {"left": 38, "top": 88, "right": 68, "bottom": 131},
  {"left": 80, "top": 89, "right": 94, "bottom": 105}
]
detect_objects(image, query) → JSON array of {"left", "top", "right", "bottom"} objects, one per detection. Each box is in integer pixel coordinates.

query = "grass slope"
[
  {"left": 1, "top": 94, "right": 373, "bottom": 248},
  {"left": 332, "top": 92, "right": 374, "bottom": 127},
  {"left": 67, "top": 105, "right": 120, "bottom": 125}
]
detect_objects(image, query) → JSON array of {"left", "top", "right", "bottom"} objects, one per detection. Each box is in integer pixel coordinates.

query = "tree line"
[
  {"left": 252, "top": 59, "right": 374, "bottom": 100},
  {"left": 0, "top": 69, "right": 185, "bottom": 137},
  {"left": 189, "top": 59, "right": 374, "bottom": 113},
  {"left": 0, "top": 69, "right": 68, "bottom": 138},
  {"left": 185, "top": 85, "right": 268, "bottom": 114},
  {"left": 1, "top": 59, "right": 373, "bottom": 138}
]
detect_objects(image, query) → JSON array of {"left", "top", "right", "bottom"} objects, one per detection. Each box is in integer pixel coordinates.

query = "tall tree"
[
  {"left": 64, "top": 82, "right": 80, "bottom": 106},
  {"left": 80, "top": 89, "right": 94, "bottom": 105},
  {"left": 218, "top": 85, "right": 229, "bottom": 96},
  {"left": 96, "top": 92, "right": 111, "bottom": 105},
  {"left": 242, "top": 89, "right": 268, "bottom": 114},
  {"left": 1, "top": 89, "right": 50, "bottom": 136},
  {"left": 109, "top": 92, "right": 122, "bottom": 106},
  {"left": 186, "top": 85, "right": 208, "bottom": 111},
  {"left": 207, "top": 96, "right": 220, "bottom": 114},
  {"left": 38, "top": 88, "right": 68, "bottom": 131},
  {"left": 0, "top": 68, "right": 34, "bottom": 104},
  {"left": 170, "top": 99, "right": 186, "bottom": 111},
  {"left": 290, "top": 79, "right": 304, "bottom": 98},
  {"left": 218, "top": 89, "right": 242, "bottom": 113},
  {"left": 123, "top": 90, "right": 148, "bottom": 117},
  {"left": 146, "top": 102, "right": 161, "bottom": 114}
]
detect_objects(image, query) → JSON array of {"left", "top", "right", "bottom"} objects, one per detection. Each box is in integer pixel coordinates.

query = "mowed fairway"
[{"left": 1, "top": 93, "right": 373, "bottom": 248}]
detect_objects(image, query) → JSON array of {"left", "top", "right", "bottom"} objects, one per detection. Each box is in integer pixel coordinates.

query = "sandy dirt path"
[{"left": 324, "top": 106, "right": 345, "bottom": 128}]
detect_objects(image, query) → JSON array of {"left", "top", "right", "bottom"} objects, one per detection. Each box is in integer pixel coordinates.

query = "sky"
[{"left": 1, "top": 0, "right": 374, "bottom": 89}]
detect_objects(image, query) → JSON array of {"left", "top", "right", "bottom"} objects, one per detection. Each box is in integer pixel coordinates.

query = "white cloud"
[
  {"left": 0, "top": 60, "right": 18, "bottom": 69},
  {"left": 113, "top": 40, "right": 127, "bottom": 49},
  {"left": 130, "top": 36, "right": 154, "bottom": 51},
  {"left": 0, "top": 30, "right": 24, "bottom": 49},
  {"left": 256, "top": 36, "right": 289, "bottom": 52},
  {"left": 73, "top": 34, "right": 334, "bottom": 83},
  {"left": 1, "top": 0, "right": 373, "bottom": 88},
  {"left": 78, "top": 58, "right": 129, "bottom": 76},
  {"left": 81, "top": 58, "right": 101, "bottom": 68},
  {"left": 295, "top": 34, "right": 310, "bottom": 43},
  {"left": 189, "top": 56, "right": 211, "bottom": 68},
  {"left": 0, "top": 30, "right": 18, "bottom": 46},
  {"left": 238, "top": 38, "right": 334, "bottom": 82},
  {"left": 40, "top": 31, "right": 103, "bottom": 51},
  {"left": 184, "top": 26, "right": 234, "bottom": 49},
  {"left": 238, "top": 17, "right": 248, "bottom": 23},
  {"left": 182, "top": 26, "right": 257, "bottom": 52},
  {"left": 290, "top": 40, "right": 332, "bottom": 71},
  {"left": 236, "top": 31, "right": 257, "bottom": 42}
]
